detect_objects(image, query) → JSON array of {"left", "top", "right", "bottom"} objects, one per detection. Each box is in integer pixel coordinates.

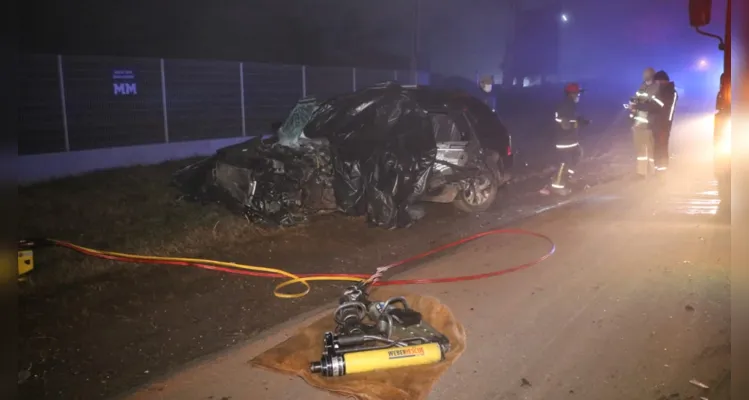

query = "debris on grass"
[{"left": 689, "top": 378, "right": 709, "bottom": 389}]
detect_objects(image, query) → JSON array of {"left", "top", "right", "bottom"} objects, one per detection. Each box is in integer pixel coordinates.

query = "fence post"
[
  {"left": 352, "top": 67, "right": 357, "bottom": 91},
  {"left": 57, "top": 55, "right": 70, "bottom": 151},
  {"left": 301, "top": 65, "right": 307, "bottom": 98},
  {"left": 160, "top": 58, "right": 170, "bottom": 143},
  {"left": 239, "top": 62, "right": 246, "bottom": 137},
  {"left": 393, "top": 70, "right": 398, "bottom": 82}
]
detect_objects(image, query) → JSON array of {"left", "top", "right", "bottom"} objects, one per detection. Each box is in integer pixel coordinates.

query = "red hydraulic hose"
[{"left": 374, "top": 228, "right": 555, "bottom": 285}]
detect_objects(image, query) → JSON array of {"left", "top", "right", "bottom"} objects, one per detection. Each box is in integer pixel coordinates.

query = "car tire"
[{"left": 453, "top": 152, "right": 502, "bottom": 213}]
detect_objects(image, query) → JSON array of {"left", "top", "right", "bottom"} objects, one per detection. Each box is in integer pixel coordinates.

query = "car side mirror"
[
  {"left": 270, "top": 121, "right": 283, "bottom": 133},
  {"left": 689, "top": 0, "right": 712, "bottom": 27}
]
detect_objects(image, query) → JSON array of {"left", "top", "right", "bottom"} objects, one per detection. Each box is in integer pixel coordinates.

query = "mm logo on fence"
[{"left": 113, "top": 69, "right": 138, "bottom": 96}]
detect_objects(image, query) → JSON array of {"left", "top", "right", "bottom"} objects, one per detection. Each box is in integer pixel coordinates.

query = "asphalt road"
[{"left": 126, "top": 115, "right": 731, "bottom": 400}]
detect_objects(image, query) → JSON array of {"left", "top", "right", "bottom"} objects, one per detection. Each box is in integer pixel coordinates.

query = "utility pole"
[
  {"left": 502, "top": 0, "right": 520, "bottom": 87},
  {"left": 725, "top": 0, "right": 731, "bottom": 78},
  {"left": 411, "top": 0, "right": 421, "bottom": 84},
  {"left": 557, "top": 0, "right": 564, "bottom": 83}
]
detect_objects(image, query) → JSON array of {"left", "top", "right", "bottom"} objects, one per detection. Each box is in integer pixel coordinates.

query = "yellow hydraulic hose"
[{"left": 54, "top": 240, "right": 365, "bottom": 299}]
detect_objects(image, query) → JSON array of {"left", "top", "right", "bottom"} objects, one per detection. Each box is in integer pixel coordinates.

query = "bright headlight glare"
[{"left": 719, "top": 119, "right": 731, "bottom": 154}]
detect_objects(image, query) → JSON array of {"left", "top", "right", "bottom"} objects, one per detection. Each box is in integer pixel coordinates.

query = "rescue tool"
[{"left": 309, "top": 282, "right": 450, "bottom": 377}]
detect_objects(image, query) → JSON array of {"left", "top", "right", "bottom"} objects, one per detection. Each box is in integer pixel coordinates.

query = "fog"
[{"left": 21, "top": 0, "right": 727, "bottom": 101}]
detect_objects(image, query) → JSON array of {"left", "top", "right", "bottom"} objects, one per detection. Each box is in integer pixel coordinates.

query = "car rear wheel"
[{"left": 453, "top": 154, "right": 501, "bottom": 213}]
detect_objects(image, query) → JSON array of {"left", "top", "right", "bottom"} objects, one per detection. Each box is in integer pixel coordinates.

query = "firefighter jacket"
[
  {"left": 634, "top": 82, "right": 678, "bottom": 132},
  {"left": 554, "top": 97, "right": 582, "bottom": 149},
  {"left": 651, "top": 82, "right": 677, "bottom": 132},
  {"left": 630, "top": 81, "right": 660, "bottom": 128}
]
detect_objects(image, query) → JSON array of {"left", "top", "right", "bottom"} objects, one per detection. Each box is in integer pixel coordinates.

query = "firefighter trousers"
[
  {"left": 551, "top": 144, "right": 582, "bottom": 190},
  {"left": 653, "top": 127, "right": 671, "bottom": 170},
  {"left": 632, "top": 126, "right": 655, "bottom": 176}
]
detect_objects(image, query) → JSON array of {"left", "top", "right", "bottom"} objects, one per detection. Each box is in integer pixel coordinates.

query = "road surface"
[{"left": 124, "top": 114, "right": 731, "bottom": 399}]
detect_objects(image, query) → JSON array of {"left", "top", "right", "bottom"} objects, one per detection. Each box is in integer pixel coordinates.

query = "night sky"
[
  {"left": 20, "top": 0, "right": 728, "bottom": 80},
  {"left": 20, "top": 0, "right": 416, "bottom": 67}
]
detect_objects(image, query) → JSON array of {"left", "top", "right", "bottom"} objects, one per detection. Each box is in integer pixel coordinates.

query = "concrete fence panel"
[
  {"left": 164, "top": 59, "right": 243, "bottom": 142},
  {"left": 243, "top": 63, "right": 303, "bottom": 135},
  {"left": 305, "top": 66, "right": 353, "bottom": 101},
  {"left": 62, "top": 55, "right": 165, "bottom": 151},
  {"left": 355, "top": 69, "right": 395, "bottom": 89},
  {"left": 394, "top": 70, "right": 415, "bottom": 85}
]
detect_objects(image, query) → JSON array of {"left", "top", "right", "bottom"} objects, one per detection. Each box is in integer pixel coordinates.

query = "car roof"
[
  {"left": 364, "top": 83, "right": 465, "bottom": 99},
  {"left": 399, "top": 85, "right": 484, "bottom": 111},
  {"left": 308, "top": 84, "right": 490, "bottom": 115}
]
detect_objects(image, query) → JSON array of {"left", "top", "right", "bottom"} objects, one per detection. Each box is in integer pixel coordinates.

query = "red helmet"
[{"left": 564, "top": 82, "right": 582, "bottom": 94}]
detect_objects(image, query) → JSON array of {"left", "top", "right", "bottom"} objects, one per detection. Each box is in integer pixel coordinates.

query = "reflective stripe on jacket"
[
  {"left": 554, "top": 97, "right": 580, "bottom": 147},
  {"left": 631, "top": 82, "right": 660, "bottom": 127}
]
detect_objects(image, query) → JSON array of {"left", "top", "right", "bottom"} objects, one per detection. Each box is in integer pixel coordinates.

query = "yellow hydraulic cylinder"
[
  {"left": 310, "top": 342, "right": 444, "bottom": 377},
  {"left": 18, "top": 250, "right": 34, "bottom": 277}
]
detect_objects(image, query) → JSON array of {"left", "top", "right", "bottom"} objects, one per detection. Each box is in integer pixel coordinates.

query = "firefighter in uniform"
[
  {"left": 628, "top": 67, "right": 660, "bottom": 178},
  {"left": 651, "top": 70, "right": 678, "bottom": 172},
  {"left": 540, "top": 82, "right": 589, "bottom": 196}
]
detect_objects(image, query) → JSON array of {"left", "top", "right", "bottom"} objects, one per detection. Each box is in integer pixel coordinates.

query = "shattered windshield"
[{"left": 278, "top": 97, "right": 320, "bottom": 146}]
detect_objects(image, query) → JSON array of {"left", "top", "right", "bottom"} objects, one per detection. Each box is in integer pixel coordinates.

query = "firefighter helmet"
[{"left": 564, "top": 82, "right": 582, "bottom": 94}]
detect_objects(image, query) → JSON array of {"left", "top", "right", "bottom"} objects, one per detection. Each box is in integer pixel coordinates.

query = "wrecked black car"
[{"left": 172, "top": 82, "right": 513, "bottom": 229}]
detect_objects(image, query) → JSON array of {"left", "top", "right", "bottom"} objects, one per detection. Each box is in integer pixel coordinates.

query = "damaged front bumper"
[{"left": 172, "top": 136, "right": 336, "bottom": 227}]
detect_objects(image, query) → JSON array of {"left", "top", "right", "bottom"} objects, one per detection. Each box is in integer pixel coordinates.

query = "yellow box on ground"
[{"left": 18, "top": 250, "right": 34, "bottom": 276}]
